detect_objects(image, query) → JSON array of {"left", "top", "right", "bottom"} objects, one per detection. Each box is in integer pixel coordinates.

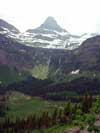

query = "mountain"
[
  {"left": 20, "top": 16, "right": 98, "bottom": 49},
  {"left": 20, "top": 16, "right": 70, "bottom": 48},
  {"left": 0, "top": 32, "right": 100, "bottom": 84},
  {"left": 0, "top": 19, "right": 19, "bottom": 33},
  {"left": 28, "top": 16, "right": 67, "bottom": 32},
  {"left": 0, "top": 19, "right": 21, "bottom": 42},
  {"left": 0, "top": 17, "right": 98, "bottom": 50},
  {"left": 0, "top": 17, "right": 100, "bottom": 86}
]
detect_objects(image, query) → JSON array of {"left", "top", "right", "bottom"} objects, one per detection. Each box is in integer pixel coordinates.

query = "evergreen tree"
[
  {"left": 58, "top": 108, "right": 68, "bottom": 124},
  {"left": 82, "top": 91, "right": 93, "bottom": 113},
  {"left": 41, "top": 111, "right": 50, "bottom": 128},
  {"left": 52, "top": 107, "right": 58, "bottom": 125},
  {"left": 64, "top": 101, "right": 72, "bottom": 116}
]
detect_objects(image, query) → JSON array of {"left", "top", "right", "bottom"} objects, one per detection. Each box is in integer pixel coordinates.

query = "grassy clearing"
[
  {"left": 5, "top": 92, "right": 67, "bottom": 121},
  {"left": 31, "top": 64, "right": 49, "bottom": 80}
]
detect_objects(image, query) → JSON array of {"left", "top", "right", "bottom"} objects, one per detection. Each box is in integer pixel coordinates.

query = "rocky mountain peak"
[{"left": 39, "top": 16, "right": 66, "bottom": 32}]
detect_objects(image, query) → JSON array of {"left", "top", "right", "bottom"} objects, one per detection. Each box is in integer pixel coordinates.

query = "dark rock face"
[
  {"left": 76, "top": 35, "right": 100, "bottom": 71},
  {"left": 0, "top": 33, "right": 100, "bottom": 74},
  {"left": 0, "top": 34, "right": 34, "bottom": 71}
]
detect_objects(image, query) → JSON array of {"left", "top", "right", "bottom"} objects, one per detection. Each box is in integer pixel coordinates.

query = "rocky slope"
[{"left": 0, "top": 19, "right": 20, "bottom": 39}]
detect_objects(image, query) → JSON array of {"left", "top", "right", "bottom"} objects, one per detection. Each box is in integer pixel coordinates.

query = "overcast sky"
[{"left": 0, "top": 0, "right": 100, "bottom": 35}]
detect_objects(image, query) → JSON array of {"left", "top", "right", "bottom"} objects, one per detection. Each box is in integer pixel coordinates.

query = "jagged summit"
[
  {"left": 39, "top": 16, "right": 66, "bottom": 32},
  {"left": 27, "top": 16, "right": 67, "bottom": 33},
  {"left": 24, "top": 16, "right": 70, "bottom": 48},
  {"left": 42, "top": 16, "right": 58, "bottom": 26},
  {"left": 0, "top": 19, "right": 19, "bottom": 33}
]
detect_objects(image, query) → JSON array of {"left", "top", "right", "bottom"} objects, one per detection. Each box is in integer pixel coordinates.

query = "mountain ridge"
[
  {"left": 0, "top": 19, "right": 20, "bottom": 33},
  {"left": 0, "top": 16, "right": 98, "bottom": 49}
]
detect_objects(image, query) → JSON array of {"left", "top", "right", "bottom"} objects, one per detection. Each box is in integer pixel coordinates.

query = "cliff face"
[
  {"left": 0, "top": 34, "right": 33, "bottom": 71},
  {"left": 76, "top": 35, "right": 100, "bottom": 71},
  {"left": 0, "top": 33, "right": 72, "bottom": 73},
  {"left": 0, "top": 33, "right": 100, "bottom": 77}
]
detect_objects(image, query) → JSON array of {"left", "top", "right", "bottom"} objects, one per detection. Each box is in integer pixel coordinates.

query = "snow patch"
[{"left": 70, "top": 69, "right": 80, "bottom": 75}]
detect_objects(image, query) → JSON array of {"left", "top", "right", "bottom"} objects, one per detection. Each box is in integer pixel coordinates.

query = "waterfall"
[
  {"left": 59, "top": 57, "right": 61, "bottom": 65},
  {"left": 47, "top": 56, "right": 51, "bottom": 68}
]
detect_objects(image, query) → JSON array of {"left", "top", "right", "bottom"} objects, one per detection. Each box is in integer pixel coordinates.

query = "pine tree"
[
  {"left": 88, "top": 93, "right": 93, "bottom": 110},
  {"left": 82, "top": 91, "right": 93, "bottom": 113},
  {"left": 58, "top": 108, "right": 68, "bottom": 124},
  {"left": 52, "top": 107, "right": 58, "bottom": 125},
  {"left": 64, "top": 101, "right": 72, "bottom": 116},
  {"left": 41, "top": 111, "right": 50, "bottom": 128}
]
